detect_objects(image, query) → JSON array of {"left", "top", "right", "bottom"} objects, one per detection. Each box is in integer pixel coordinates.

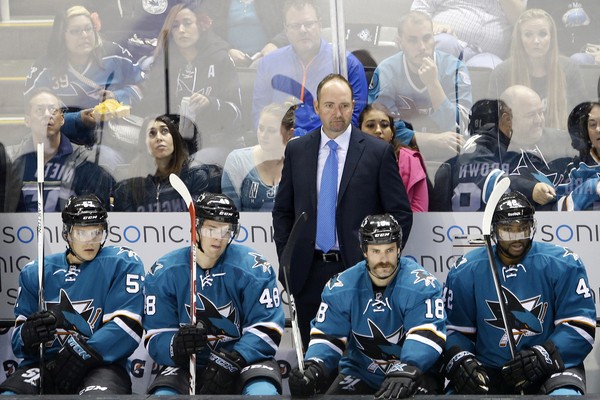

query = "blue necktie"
[{"left": 316, "top": 140, "right": 338, "bottom": 253}]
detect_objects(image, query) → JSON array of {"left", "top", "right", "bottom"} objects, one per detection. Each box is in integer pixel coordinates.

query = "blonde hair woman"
[{"left": 488, "top": 8, "right": 586, "bottom": 130}]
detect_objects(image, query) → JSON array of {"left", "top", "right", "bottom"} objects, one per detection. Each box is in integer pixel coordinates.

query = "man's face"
[
  {"left": 495, "top": 220, "right": 533, "bottom": 263},
  {"left": 398, "top": 20, "right": 435, "bottom": 71},
  {"left": 510, "top": 93, "right": 545, "bottom": 148},
  {"left": 67, "top": 225, "right": 104, "bottom": 263},
  {"left": 314, "top": 79, "right": 354, "bottom": 137},
  {"left": 364, "top": 242, "right": 400, "bottom": 284},
  {"left": 198, "top": 220, "right": 234, "bottom": 262},
  {"left": 285, "top": 4, "right": 321, "bottom": 58},
  {"left": 25, "top": 92, "right": 64, "bottom": 142}
]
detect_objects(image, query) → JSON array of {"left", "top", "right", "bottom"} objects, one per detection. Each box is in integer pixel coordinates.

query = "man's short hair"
[
  {"left": 397, "top": 10, "right": 432, "bottom": 37},
  {"left": 283, "top": 0, "right": 320, "bottom": 22},
  {"left": 316, "top": 74, "right": 354, "bottom": 101},
  {"left": 24, "top": 87, "right": 65, "bottom": 114}
]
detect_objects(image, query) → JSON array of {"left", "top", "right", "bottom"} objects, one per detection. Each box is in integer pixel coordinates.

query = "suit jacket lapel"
[
  {"left": 306, "top": 130, "right": 320, "bottom": 210},
  {"left": 338, "top": 127, "right": 365, "bottom": 204}
]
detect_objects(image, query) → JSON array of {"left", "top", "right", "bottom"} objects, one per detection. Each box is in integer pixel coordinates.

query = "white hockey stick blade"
[
  {"left": 169, "top": 173, "right": 193, "bottom": 207},
  {"left": 482, "top": 177, "right": 510, "bottom": 236}
]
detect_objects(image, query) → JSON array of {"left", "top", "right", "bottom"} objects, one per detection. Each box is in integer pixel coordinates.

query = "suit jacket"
[{"left": 272, "top": 126, "right": 413, "bottom": 295}]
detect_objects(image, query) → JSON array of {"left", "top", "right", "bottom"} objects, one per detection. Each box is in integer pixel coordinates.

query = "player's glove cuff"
[
  {"left": 50, "top": 334, "right": 102, "bottom": 394},
  {"left": 444, "top": 345, "right": 489, "bottom": 394},
  {"left": 502, "top": 340, "right": 564, "bottom": 391},
  {"left": 375, "top": 362, "right": 422, "bottom": 399}
]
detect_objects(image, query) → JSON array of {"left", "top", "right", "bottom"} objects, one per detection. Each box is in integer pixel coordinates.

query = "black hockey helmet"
[
  {"left": 194, "top": 192, "right": 240, "bottom": 239},
  {"left": 359, "top": 214, "right": 402, "bottom": 253},
  {"left": 62, "top": 194, "right": 108, "bottom": 237},
  {"left": 492, "top": 191, "right": 536, "bottom": 245}
]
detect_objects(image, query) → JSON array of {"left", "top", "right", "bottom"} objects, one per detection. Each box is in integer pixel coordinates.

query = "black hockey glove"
[
  {"left": 197, "top": 349, "right": 246, "bottom": 394},
  {"left": 20, "top": 310, "right": 57, "bottom": 353},
  {"left": 374, "top": 362, "right": 422, "bottom": 399},
  {"left": 288, "top": 360, "right": 328, "bottom": 397},
  {"left": 502, "top": 341, "right": 564, "bottom": 391},
  {"left": 444, "top": 345, "right": 489, "bottom": 394},
  {"left": 49, "top": 334, "right": 102, "bottom": 394},
  {"left": 170, "top": 322, "right": 207, "bottom": 367}
]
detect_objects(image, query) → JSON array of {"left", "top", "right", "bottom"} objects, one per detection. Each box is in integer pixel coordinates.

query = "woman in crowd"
[
  {"left": 556, "top": 102, "right": 600, "bottom": 210},
  {"left": 112, "top": 114, "right": 209, "bottom": 212},
  {"left": 221, "top": 103, "right": 294, "bottom": 211},
  {"left": 24, "top": 5, "right": 144, "bottom": 146},
  {"left": 487, "top": 8, "right": 586, "bottom": 130},
  {"left": 140, "top": 3, "right": 243, "bottom": 160},
  {"left": 359, "top": 103, "right": 429, "bottom": 212}
]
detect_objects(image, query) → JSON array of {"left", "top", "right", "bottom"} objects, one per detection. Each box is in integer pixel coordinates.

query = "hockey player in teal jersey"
[
  {"left": 288, "top": 214, "right": 446, "bottom": 398},
  {"left": 444, "top": 191, "right": 596, "bottom": 395},
  {"left": 0, "top": 194, "right": 145, "bottom": 395},
  {"left": 143, "top": 192, "right": 284, "bottom": 395}
]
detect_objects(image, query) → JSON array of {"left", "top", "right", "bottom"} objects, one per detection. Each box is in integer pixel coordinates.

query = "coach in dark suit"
[{"left": 273, "top": 74, "right": 413, "bottom": 344}]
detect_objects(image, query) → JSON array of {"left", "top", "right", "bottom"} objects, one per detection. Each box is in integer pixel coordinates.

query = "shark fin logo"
[
  {"left": 188, "top": 293, "right": 240, "bottom": 348},
  {"left": 353, "top": 319, "right": 404, "bottom": 373},
  {"left": 249, "top": 252, "right": 273, "bottom": 274},
  {"left": 485, "top": 287, "right": 547, "bottom": 347},
  {"left": 46, "top": 289, "right": 100, "bottom": 345}
]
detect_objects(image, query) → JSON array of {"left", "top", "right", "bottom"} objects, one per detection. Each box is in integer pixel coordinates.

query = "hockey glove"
[
  {"left": 170, "top": 322, "right": 207, "bottom": 367},
  {"left": 49, "top": 334, "right": 102, "bottom": 394},
  {"left": 288, "top": 360, "right": 328, "bottom": 397},
  {"left": 374, "top": 362, "right": 422, "bottom": 399},
  {"left": 444, "top": 345, "right": 489, "bottom": 394},
  {"left": 197, "top": 349, "right": 246, "bottom": 394},
  {"left": 20, "top": 310, "right": 57, "bottom": 353},
  {"left": 502, "top": 341, "right": 564, "bottom": 391}
]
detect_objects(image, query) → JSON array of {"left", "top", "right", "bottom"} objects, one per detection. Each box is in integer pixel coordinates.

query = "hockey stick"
[
  {"left": 169, "top": 173, "right": 197, "bottom": 395},
  {"left": 36, "top": 143, "right": 45, "bottom": 393},
  {"left": 481, "top": 177, "right": 518, "bottom": 357},
  {"left": 280, "top": 212, "right": 308, "bottom": 372}
]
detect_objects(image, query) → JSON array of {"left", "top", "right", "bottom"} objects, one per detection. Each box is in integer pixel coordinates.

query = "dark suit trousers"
[{"left": 295, "top": 252, "right": 345, "bottom": 346}]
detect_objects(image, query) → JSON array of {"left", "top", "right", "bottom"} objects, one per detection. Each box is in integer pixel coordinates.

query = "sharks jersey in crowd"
[
  {"left": 24, "top": 43, "right": 143, "bottom": 110},
  {"left": 12, "top": 246, "right": 145, "bottom": 367},
  {"left": 305, "top": 258, "right": 446, "bottom": 389},
  {"left": 369, "top": 50, "right": 472, "bottom": 135},
  {"left": 143, "top": 244, "right": 284, "bottom": 368},
  {"left": 555, "top": 161, "right": 600, "bottom": 211},
  {"left": 112, "top": 163, "right": 209, "bottom": 212},
  {"left": 445, "top": 242, "right": 596, "bottom": 369},
  {"left": 13, "top": 135, "right": 115, "bottom": 212}
]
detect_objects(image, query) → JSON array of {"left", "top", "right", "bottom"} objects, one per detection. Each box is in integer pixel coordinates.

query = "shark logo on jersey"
[
  {"left": 46, "top": 289, "right": 101, "bottom": 345},
  {"left": 485, "top": 287, "right": 547, "bottom": 347},
  {"left": 326, "top": 274, "right": 344, "bottom": 291},
  {"left": 149, "top": 262, "right": 164, "bottom": 275},
  {"left": 117, "top": 246, "right": 141, "bottom": 261},
  {"left": 250, "top": 252, "right": 273, "bottom": 274},
  {"left": 192, "top": 293, "right": 240, "bottom": 347},
  {"left": 562, "top": 247, "right": 579, "bottom": 261},
  {"left": 353, "top": 319, "right": 404, "bottom": 373},
  {"left": 411, "top": 269, "right": 437, "bottom": 288},
  {"left": 511, "top": 149, "right": 562, "bottom": 187}
]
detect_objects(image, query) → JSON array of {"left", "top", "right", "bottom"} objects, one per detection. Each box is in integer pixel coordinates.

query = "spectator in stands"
[
  {"left": 411, "top": 0, "right": 526, "bottom": 69},
  {"left": 369, "top": 11, "right": 470, "bottom": 163},
  {"left": 487, "top": 8, "right": 586, "bottom": 130},
  {"left": 13, "top": 88, "right": 115, "bottom": 212},
  {"left": 112, "top": 114, "right": 213, "bottom": 212},
  {"left": 555, "top": 101, "right": 600, "bottom": 210},
  {"left": 24, "top": 5, "right": 144, "bottom": 147},
  {"left": 199, "top": 0, "right": 288, "bottom": 67},
  {"left": 222, "top": 103, "right": 295, "bottom": 211},
  {"left": 359, "top": 103, "right": 429, "bottom": 212},
  {"left": 527, "top": 1, "right": 600, "bottom": 65},
  {"left": 482, "top": 85, "right": 570, "bottom": 210},
  {"left": 252, "top": 0, "right": 368, "bottom": 136},
  {"left": 140, "top": 3, "right": 243, "bottom": 165},
  {"left": 431, "top": 99, "right": 513, "bottom": 212}
]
